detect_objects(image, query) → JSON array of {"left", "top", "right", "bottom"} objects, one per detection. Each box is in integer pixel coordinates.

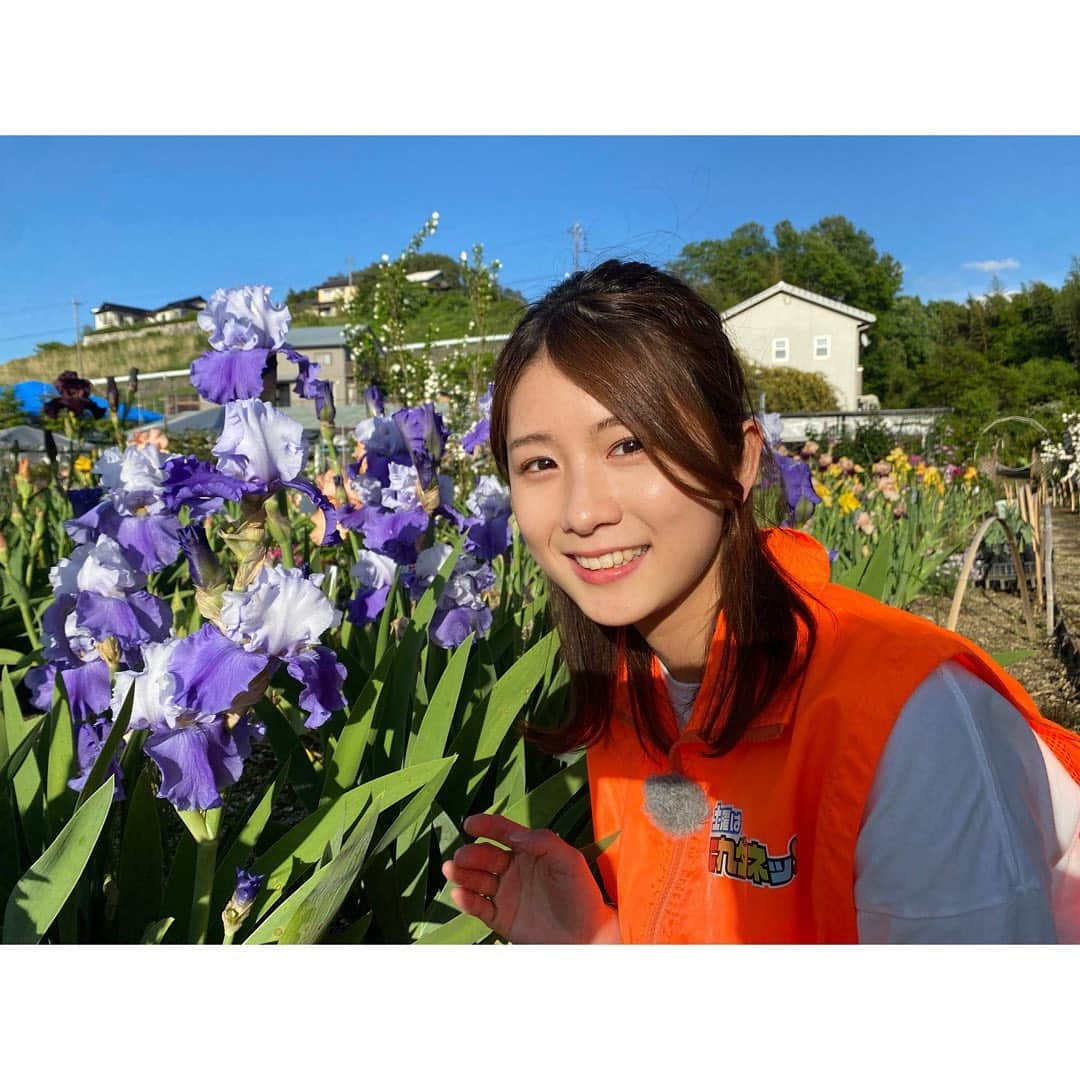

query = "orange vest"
[{"left": 587, "top": 527, "right": 1080, "bottom": 943}]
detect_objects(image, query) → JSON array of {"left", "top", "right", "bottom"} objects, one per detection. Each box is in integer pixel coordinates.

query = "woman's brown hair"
[{"left": 487, "top": 259, "right": 817, "bottom": 764}]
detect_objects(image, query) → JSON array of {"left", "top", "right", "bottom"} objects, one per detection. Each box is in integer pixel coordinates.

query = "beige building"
[
  {"left": 721, "top": 281, "right": 876, "bottom": 411},
  {"left": 315, "top": 276, "right": 359, "bottom": 317}
]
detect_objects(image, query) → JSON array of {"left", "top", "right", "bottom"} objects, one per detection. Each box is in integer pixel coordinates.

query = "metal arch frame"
[{"left": 946, "top": 513, "right": 1038, "bottom": 643}]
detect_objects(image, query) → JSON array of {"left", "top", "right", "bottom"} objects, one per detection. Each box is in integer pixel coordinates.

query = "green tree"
[
  {"left": 1054, "top": 256, "right": 1080, "bottom": 364},
  {"left": 670, "top": 215, "right": 904, "bottom": 316},
  {"left": 746, "top": 364, "right": 840, "bottom": 413}
]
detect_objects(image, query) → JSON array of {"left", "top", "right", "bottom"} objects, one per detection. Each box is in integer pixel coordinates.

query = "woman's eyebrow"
[{"left": 508, "top": 415, "right": 625, "bottom": 453}]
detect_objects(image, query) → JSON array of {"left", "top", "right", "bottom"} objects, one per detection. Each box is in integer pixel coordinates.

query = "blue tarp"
[{"left": 10, "top": 380, "right": 163, "bottom": 423}]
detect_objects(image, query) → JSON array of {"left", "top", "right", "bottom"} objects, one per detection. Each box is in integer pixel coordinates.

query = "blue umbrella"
[{"left": 10, "top": 380, "right": 163, "bottom": 423}]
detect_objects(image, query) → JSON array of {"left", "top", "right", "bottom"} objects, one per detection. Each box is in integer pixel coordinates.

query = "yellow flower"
[
  {"left": 854, "top": 464, "right": 865, "bottom": 474},
  {"left": 826, "top": 464, "right": 843, "bottom": 478},
  {"left": 838, "top": 491, "right": 860, "bottom": 515},
  {"left": 886, "top": 447, "right": 907, "bottom": 464},
  {"left": 812, "top": 479, "right": 833, "bottom": 507},
  {"left": 74, "top": 456, "right": 93, "bottom": 473},
  {"left": 963, "top": 465, "right": 978, "bottom": 482}
]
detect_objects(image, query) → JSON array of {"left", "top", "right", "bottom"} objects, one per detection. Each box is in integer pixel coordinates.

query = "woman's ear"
[{"left": 737, "top": 418, "right": 764, "bottom": 502}]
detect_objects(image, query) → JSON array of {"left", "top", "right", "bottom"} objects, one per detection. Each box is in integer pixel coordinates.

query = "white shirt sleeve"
[{"left": 854, "top": 660, "right": 1072, "bottom": 944}]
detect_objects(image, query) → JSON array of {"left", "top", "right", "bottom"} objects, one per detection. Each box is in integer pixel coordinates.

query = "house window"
[
  {"left": 772, "top": 337, "right": 788, "bottom": 362},
  {"left": 275, "top": 381, "right": 291, "bottom": 407},
  {"left": 317, "top": 352, "right": 333, "bottom": 365},
  {"left": 814, "top": 335, "right": 831, "bottom": 359}
]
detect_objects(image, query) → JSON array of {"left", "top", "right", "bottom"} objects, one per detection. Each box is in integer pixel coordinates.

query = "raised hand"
[{"left": 442, "top": 813, "right": 620, "bottom": 944}]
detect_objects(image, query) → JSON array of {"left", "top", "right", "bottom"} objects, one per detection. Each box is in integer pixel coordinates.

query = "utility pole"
[
  {"left": 72, "top": 299, "right": 83, "bottom": 372},
  {"left": 569, "top": 222, "right": 585, "bottom": 273},
  {"left": 346, "top": 255, "right": 353, "bottom": 286}
]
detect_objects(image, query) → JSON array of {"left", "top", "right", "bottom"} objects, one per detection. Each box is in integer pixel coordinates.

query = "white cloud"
[{"left": 963, "top": 258, "right": 1020, "bottom": 273}]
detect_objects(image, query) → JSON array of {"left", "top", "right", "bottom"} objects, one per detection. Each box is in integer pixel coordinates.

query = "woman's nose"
[{"left": 560, "top": 467, "right": 621, "bottom": 534}]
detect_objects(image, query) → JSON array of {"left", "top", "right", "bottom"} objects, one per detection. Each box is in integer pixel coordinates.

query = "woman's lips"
[{"left": 565, "top": 547, "right": 649, "bottom": 584}]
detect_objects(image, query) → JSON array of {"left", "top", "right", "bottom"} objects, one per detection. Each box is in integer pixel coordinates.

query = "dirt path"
[{"left": 907, "top": 504, "right": 1080, "bottom": 732}]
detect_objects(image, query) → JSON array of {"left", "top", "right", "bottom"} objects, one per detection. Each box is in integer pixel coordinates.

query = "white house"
[
  {"left": 720, "top": 281, "right": 876, "bottom": 411},
  {"left": 91, "top": 296, "right": 206, "bottom": 331}
]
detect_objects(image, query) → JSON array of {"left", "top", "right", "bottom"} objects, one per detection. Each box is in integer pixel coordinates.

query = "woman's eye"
[
  {"left": 613, "top": 438, "right": 644, "bottom": 456},
  {"left": 519, "top": 457, "right": 555, "bottom": 474}
]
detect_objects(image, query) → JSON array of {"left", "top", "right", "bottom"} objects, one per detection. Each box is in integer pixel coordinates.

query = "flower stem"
[{"left": 179, "top": 807, "right": 222, "bottom": 944}]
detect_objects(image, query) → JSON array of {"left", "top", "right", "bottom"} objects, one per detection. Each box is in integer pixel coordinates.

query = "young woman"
[{"left": 442, "top": 259, "right": 1080, "bottom": 944}]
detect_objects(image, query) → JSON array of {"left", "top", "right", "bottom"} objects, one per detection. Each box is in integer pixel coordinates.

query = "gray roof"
[
  {"left": 722, "top": 280, "right": 877, "bottom": 325},
  {"left": 284, "top": 326, "right": 351, "bottom": 348}
]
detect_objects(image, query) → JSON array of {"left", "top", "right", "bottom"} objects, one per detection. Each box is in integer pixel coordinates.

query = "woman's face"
[{"left": 505, "top": 354, "right": 759, "bottom": 658}]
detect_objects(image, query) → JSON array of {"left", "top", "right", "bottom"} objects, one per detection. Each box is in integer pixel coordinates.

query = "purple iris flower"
[
  {"left": 757, "top": 412, "right": 784, "bottom": 449},
  {"left": 393, "top": 403, "right": 448, "bottom": 490},
  {"left": 774, "top": 451, "right": 820, "bottom": 524},
  {"left": 461, "top": 475, "right": 512, "bottom": 561},
  {"left": 219, "top": 566, "right": 346, "bottom": 729},
  {"left": 161, "top": 455, "right": 261, "bottom": 520},
  {"left": 47, "top": 536, "right": 173, "bottom": 650},
  {"left": 68, "top": 718, "right": 125, "bottom": 803},
  {"left": 145, "top": 715, "right": 256, "bottom": 813},
  {"left": 428, "top": 555, "right": 496, "bottom": 650},
  {"left": 348, "top": 549, "right": 398, "bottom": 626},
  {"left": 214, "top": 399, "right": 305, "bottom": 490},
  {"left": 358, "top": 506, "right": 429, "bottom": 564},
  {"left": 66, "top": 445, "right": 182, "bottom": 574},
  {"left": 353, "top": 415, "right": 411, "bottom": 486},
  {"left": 190, "top": 347, "right": 270, "bottom": 405},
  {"left": 25, "top": 659, "right": 112, "bottom": 727},
  {"left": 197, "top": 286, "right": 291, "bottom": 352},
  {"left": 127, "top": 624, "right": 270, "bottom": 810},
  {"left": 461, "top": 382, "right": 494, "bottom": 455},
  {"left": 284, "top": 348, "right": 322, "bottom": 400},
  {"left": 364, "top": 384, "right": 385, "bottom": 417},
  {"left": 111, "top": 639, "right": 182, "bottom": 730},
  {"left": 460, "top": 418, "right": 490, "bottom": 455},
  {"left": 401, "top": 542, "right": 453, "bottom": 603},
  {"left": 231, "top": 866, "right": 265, "bottom": 910},
  {"left": 69, "top": 486, "right": 103, "bottom": 518},
  {"left": 177, "top": 523, "right": 227, "bottom": 590}
]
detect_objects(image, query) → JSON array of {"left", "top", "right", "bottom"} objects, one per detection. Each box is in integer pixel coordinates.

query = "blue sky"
[{"left": 1, "top": 135, "right": 1078, "bottom": 367}]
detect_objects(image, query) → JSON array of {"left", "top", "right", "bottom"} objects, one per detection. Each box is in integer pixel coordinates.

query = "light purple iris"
[
  {"left": 25, "top": 657, "right": 112, "bottom": 726},
  {"left": 347, "top": 549, "right": 398, "bottom": 626},
  {"left": 393, "top": 403, "right": 448, "bottom": 490},
  {"left": 198, "top": 285, "right": 291, "bottom": 352},
  {"left": 461, "top": 382, "right": 494, "bottom": 455},
  {"left": 401, "top": 542, "right": 453, "bottom": 603},
  {"left": 66, "top": 445, "right": 182, "bottom": 573},
  {"left": 429, "top": 555, "right": 496, "bottom": 650},
  {"left": 190, "top": 286, "right": 291, "bottom": 404},
  {"left": 214, "top": 399, "right": 305, "bottom": 490},
  {"left": 461, "top": 475, "right": 512, "bottom": 561},
  {"left": 353, "top": 415, "right": 411, "bottom": 486},
  {"left": 47, "top": 536, "right": 172, "bottom": 650},
  {"left": 757, "top": 412, "right": 783, "bottom": 449},
  {"left": 111, "top": 639, "right": 182, "bottom": 730},
  {"left": 219, "top": 566, "right": 346, "bottom": 729},
  {"left": 132, "top": 624, "right": 270, "bottom": 810}
]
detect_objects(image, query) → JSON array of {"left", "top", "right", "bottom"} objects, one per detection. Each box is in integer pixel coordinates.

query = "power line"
[
  {"left": 0, "top": 301, "right": 73, "bottom": 317},
  {"left": 0, "top": 326, "right": 75, "bottom": 344}
]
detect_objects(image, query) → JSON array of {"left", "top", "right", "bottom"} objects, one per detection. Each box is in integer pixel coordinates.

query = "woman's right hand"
[{"left": 442, "top": 813, "right": 620, "bottom": 944}]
